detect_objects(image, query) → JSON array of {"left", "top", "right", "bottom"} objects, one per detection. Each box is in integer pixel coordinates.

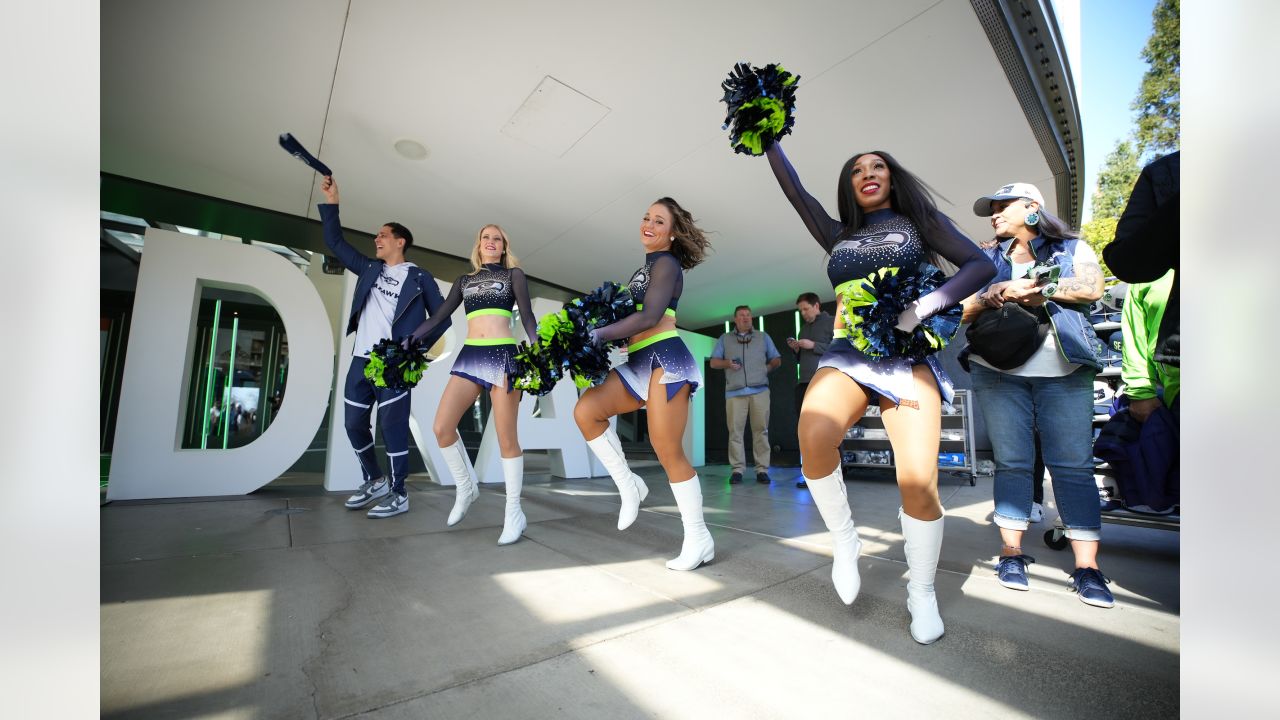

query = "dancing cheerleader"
[
  {"left": 573, "top": 198, "right": 714, "bottom": 570},
  {"left": 408, "top": 225, "right": 538, "bottom": 544},
  {"left": 766, "top": 144, "right": 994, "bottom": 643}
]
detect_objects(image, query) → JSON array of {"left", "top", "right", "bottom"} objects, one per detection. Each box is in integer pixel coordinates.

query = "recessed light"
[{"left": 393, "top": 139, "right": 429, "bottom": 161}]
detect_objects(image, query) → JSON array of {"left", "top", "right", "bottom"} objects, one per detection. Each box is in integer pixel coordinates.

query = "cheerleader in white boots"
[
  {"left": 763, "top": 144, "right": 995, "bottom": 642},
  {"left": 573, "top": 198, "right": 714, "bottom": 570},
  {"left": 408, "top": 225, "right": 539, "bottom": 545}
]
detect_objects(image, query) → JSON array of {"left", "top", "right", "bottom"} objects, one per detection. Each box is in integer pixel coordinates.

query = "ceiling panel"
[{"left": 102, "top": 0, "right": 1060, "bottom": 329}]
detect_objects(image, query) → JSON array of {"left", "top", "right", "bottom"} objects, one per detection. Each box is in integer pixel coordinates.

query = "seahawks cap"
[{"left": 972, "top": 182, "right": 1045, "bottom": 216}]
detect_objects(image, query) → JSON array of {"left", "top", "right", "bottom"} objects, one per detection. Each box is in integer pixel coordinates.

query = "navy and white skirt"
[
  {"left": 817, "top": 336, "right": 954, "bottom": 408},
  {"left": 614, "top": 331, "right": 701, "bottom": 403},
  {"left": 450, "top": 339, "right": 519, "bottom": 391}
]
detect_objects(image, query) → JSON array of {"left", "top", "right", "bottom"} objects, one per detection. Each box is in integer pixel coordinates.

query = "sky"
[{"left": 1077, "top": 0, "right": 1159, "bottom": 222}]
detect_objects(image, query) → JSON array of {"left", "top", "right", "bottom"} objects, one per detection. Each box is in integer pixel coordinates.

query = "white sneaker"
[{"left": 1030, "top": 503, "right": 1044, "bottom": 523}]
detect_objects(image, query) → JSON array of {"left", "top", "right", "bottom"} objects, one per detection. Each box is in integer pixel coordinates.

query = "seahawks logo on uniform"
[
  {"left": 629, "top": 269, "right": 650, "bottom": 293},
  {"left": 463, "top": 279, "right": 506, "bottom": 297},
  {"left": 833, "top": 231, "right": 909, "bottom": 253}
]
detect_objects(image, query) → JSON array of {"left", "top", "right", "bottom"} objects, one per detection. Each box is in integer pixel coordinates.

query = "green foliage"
[
  {"left": 1091, "top": 140, "right": 1143, "bottom": 220},
  {"left": 1080, "top": 216, "right": 1118, "bottom": 277},
  {"left": 1132, "top": 0, "right": 1180, "bottom": 158}
]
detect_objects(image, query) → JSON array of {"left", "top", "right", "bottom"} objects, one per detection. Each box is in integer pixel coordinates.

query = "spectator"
[
  {"left": 1103, "top": 151, "right": 1179, "bottom": 366},
  {"left": 962, "top": 182, "right": 1114, "bottom": 608},
  {"left": 786, "top": 292, "right": 834, "bottom": 488},
  {"left": 1121, "top": 271, "right": 1179, "bottom": 418},
  {"left": 711, "top": 305, "right": 782, "bottom": 485}
]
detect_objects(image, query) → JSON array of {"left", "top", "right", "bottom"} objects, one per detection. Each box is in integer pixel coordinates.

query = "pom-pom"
[
  {"left": 364, "top": 338, "right": 430, "bottom": 390},
  {"left": 720, "top": 62, "right": 800, "bottom": 156},
  {"left": 837, "top": 264, "right": 963, "bottom": 363},
  {"left": 510, "top": 339, "right": 563, "bottom": 397},
  {"left": 511, "top": 282, "right": 637, "bottom": 394}
]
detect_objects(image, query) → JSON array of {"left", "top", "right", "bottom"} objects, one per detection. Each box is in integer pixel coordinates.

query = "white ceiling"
[{"left": 102, "top": 0, "right": 1060, "bottom": 329}]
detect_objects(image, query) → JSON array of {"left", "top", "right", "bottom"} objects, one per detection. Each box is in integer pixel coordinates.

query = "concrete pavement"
[{"left": 101, "top": 462, "right": 1179, "bottom": 718}]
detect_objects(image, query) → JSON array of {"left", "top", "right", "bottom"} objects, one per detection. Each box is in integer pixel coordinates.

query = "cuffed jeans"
[
  {"left": 970, "top": 364, "right": 1101, "bottom": 541},
  {"left": 726, "top": 389, "right": 770, "bottom": 474}
]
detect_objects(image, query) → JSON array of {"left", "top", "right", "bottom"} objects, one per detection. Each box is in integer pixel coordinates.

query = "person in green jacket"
[{"left": 1121, "top": 270, "right": 1180, "bottom": 420}]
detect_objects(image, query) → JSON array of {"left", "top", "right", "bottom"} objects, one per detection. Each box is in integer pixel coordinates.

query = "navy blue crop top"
[
  {"left": 826, "top": 209, "right": 927, "bottom": 286},
  {"left": 460, "top": 264, "right": 520, "bottom": 314},
  {"left": 593, "top": 251, "right": 683, "bottom": 343},
  {"left": 766, "top": 144, "right": 994, "bottom": 320},
  {"left": 410, "top": 264, "right": 537, "bottom": 343}
]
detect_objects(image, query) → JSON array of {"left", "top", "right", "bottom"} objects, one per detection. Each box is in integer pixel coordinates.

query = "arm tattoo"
[{"left": 1058, "top": 262, "right": 1102, "bottom": 294}]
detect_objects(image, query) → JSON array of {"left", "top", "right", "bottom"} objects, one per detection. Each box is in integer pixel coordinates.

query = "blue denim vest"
[{"left": 979, "top": 236, "right": 1103, "bottom": 371}]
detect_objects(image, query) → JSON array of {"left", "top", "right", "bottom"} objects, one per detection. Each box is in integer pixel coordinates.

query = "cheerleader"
[
  {"left": 765, "top": 144, "right": 994, "bottom": 642},
  {"left": 573, "top": 198, "right": 714, "bottom": 571},
  {"left": 409, "top": 225, "right": 538, "bottom": 545}
]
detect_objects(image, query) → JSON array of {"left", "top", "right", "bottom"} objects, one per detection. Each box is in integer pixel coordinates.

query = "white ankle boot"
[
  {"left": 666, "top": 476, "right": 714, "bottom": 571},
  {"left": 440, "top": 438, "right": 478, "bottom": 527},
  {"left": 805, "top": 467, "right": 862, "bottom": 605},
  {"left": 900, "top": 508, "right": 945, "bottom": 644},
  {"left": 586, "top": 429, "right": 649, "bottom": 530}
]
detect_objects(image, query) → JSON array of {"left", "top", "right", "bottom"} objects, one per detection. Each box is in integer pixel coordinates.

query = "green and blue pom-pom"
[
  {"left": 838, "top": 264, "right": 962, "bottom": 363},
  {"left": 511, "top": 282, "right": 637, "bottom": 395},
  {"left": 720, "top": 62, "right": 800, "bottom": 156},
  {"left": 364, "top": 338, "right": 430, "bottom": 390}
]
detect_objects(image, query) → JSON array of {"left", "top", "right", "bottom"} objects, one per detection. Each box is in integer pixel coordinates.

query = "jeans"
[{"left": 970, "top": 364, "right": 1101, "bottom": 541}]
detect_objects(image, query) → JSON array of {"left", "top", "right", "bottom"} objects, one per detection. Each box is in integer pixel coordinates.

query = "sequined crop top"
[
  {"left": 629, "top": 251, "right": 682, "bottom": 312},
  {"left": 460, "top": 264, "right": 519, "bottom": 314},
  {"left": 766, "top": 144, "right": 994, "bottom": 321},
  {"left": 410, "top": 263, "right": 537, "bottom": 343},
  {"left": 593, "top": 251, "right": 684, "bottom": 343}
]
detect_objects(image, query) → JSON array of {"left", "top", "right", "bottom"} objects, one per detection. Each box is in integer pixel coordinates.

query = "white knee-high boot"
[
  {"left": 497, "top": 456, "right": 527, "bottom": 545},
  {"left": 586, "top": 429, "right": 650, "bottom": 530},
  {"left": 440, "top": 438, "right": 478, "bottom": 527},
  {"left": 900, "top": 508, "right": 945, "bottom": 644},
  {"left": 666, "top": 476, "right": 714, "bottom": 571},
  {"left": 805, "top": 466, "right": 862, "bottom": 605}
]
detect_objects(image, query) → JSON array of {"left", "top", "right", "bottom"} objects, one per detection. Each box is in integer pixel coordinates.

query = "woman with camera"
[{"left": 962, "top": 183, "right": 1115, "bottom": 608}]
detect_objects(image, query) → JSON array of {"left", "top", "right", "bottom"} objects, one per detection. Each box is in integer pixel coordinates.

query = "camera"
[
  {"left": 1029, "top": 263, "right": 1061, "bottom": 297},
  {"left": 1028, "top": 263, "right": 1061, "bottom": 286}
]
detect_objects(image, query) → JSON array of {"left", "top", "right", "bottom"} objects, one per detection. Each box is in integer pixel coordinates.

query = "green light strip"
[
  {"left": 795, "top": 310, "right": 801, "bottom": 381},
  {"left": 222, "top": 315, "right": 239, "bottom": 449},
  {"left": 200, "top": 299, "right": 222, "bottom": 449}
]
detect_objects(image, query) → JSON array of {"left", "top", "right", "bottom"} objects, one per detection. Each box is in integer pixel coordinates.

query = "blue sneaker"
[
  {"left": 995, "top": 554, "right": 1035, "bottom": 591},
  {"left": 1069, "top": 567, "right": 1115, "bottom": 608}
]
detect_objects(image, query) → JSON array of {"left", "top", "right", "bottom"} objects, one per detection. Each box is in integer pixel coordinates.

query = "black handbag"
[{"left": 963, "top": 302, "right": 1049, "bottom": 370}]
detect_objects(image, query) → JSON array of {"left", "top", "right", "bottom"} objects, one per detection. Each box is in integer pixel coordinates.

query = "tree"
[
  {"left": 1132, "top": 0, "right": 1180, "bottom": 158},
  {"left": 1091, "top": 140, "right": 1143, "bottom": 219},
  {"left": 1083, "top": 140, "right": 1142, "bottom": 276},
  {"left": 1081, "top": 216, "right": 1119, "bottom": 277}
]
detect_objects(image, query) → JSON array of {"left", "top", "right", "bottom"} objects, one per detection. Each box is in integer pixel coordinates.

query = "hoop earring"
[{"left": 1025, "top": 211, "right": 1040, "bottom": 227}]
